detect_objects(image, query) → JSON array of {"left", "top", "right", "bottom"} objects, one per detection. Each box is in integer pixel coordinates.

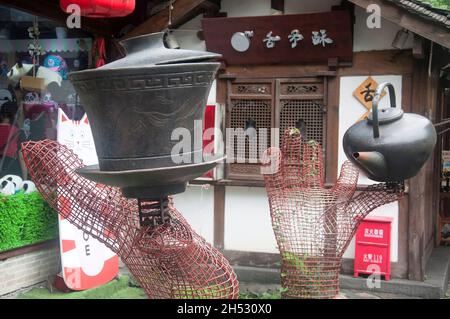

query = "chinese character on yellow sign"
[{"left": 353, "top": 76, "right": 386, "bottom": 122}]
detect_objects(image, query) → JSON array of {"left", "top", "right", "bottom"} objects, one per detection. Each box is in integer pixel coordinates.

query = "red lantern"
[{"left": 60, "top": 0, "right": 135, "bottom": 18}]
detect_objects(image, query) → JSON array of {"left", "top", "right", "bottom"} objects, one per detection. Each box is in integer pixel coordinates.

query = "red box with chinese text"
[{"left": 354, "top": 216, "right": 393, "bottom": 281}]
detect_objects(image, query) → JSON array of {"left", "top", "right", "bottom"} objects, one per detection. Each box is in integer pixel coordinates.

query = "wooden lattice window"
[
  {"left": 229, "top": 99, "right": 271, "bottom": 161},
  {"left": 277, "top": 79, "right": 326, "bottom": 148},
  {"left": 226, "top": 78, "right": 326, "bottom": 180}
]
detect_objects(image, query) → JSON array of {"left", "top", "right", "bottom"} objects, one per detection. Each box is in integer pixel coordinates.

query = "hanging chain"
[{"left": 33, "top": 16, "right": 38, "bottom": 76}]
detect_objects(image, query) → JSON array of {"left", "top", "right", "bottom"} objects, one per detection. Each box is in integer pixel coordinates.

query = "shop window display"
[{"left": 0, "top": 5, "right": 92, "bottom": 252}]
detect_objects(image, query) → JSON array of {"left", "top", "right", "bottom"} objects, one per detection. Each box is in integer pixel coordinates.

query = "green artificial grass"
[
  {"left": 18, "top": 276, "right": 148, "bottom": 299},
  {"left": 0, "top": 192, "right": 58, "bottom": 252},
  {"left": 18, "top": 274, "right": 282, "bottom": 299}
]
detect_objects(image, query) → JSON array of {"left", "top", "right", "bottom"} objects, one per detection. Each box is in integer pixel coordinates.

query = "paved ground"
[
  {"left": 238, "top": 282, "right": 422, "bottom": 299},
  {"left": 339, "top": 289, "right": 421, "bottom": 299},
  {"left": 2, "top": 276, "right": 446, "bottom": 299}
]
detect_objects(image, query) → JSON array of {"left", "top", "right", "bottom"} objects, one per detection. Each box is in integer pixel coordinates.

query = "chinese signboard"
[
  {"left": 202, "top": 10, "right": 352, "bottom": 65},
  {"left": 354, "top": 216, "right": 393, "bottom": 281},
  {"left": 443, "top": 150, "right": 450, "bottom": 175},
  {"left": 353, "top": 76, "right": 386, "bottom": 122}
]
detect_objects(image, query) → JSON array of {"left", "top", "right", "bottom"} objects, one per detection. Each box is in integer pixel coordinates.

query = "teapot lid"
[
  {"left": 367, "top": 107, "right": 404, "bottom": 124},
  {"left": 99, "top": 32, "right": 222, "bottom": 70}
]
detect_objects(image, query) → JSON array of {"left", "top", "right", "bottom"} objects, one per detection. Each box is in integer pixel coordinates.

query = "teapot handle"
[{"left": 372, "top": 82, "right": 396, "bottom": 138}]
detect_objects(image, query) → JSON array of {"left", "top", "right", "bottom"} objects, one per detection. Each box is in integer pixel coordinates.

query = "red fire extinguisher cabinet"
[{"left": 354, "top": 216, "right": 393, "bottom": 281}]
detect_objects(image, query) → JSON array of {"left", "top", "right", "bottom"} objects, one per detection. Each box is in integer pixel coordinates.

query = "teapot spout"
[{"left": 353, "top": 151, "right": 388, "bottom": 179}]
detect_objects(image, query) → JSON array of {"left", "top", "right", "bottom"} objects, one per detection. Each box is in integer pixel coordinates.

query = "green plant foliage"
[
  {"left": 418, "top": 0, "right": 450, "bottom": 10},
  {"left": 0, "top": 192, "right": 58, "bottom": 252}
]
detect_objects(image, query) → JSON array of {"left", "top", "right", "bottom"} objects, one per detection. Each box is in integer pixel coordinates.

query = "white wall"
[
  {"left": 222, "top": 0, "right": 341, "bottom": 16},
  {"left": 285, "top": 0, "right": 341, "bottom": 14},
  {"left": 221, "top": 0, "right": 272, "bottom": 17},
  {"left": 172, "top": 15, "right": 207, "bottom": 52},
  {"left": 224, "top": 186, "right": 278, "bottom": 253},
  {"left": 172, "top": 184, "right": 215, "bottom": 244},
  {"left": 353, "top": 6, "right": 413, "bottom": 52}
]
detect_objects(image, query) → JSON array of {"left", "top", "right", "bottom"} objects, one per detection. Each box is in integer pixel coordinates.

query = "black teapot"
[{"left": 343, "top": 82, "right": 437, "bottom": 182}]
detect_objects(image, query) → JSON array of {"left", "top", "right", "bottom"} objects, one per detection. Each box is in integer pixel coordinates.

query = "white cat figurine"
[{"left": 57, "top": 109, "right": 98, "bottom": 166}]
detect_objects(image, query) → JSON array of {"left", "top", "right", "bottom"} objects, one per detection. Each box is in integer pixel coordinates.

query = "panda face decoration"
[
  {"left": 0, "top": 175, "right": 36, "bottom": 195},
  {"left": 24, "top": 92, "right": 40, "bottom": 104},
  {"left": 42, "top": 92, "right": 52, "bottom": 103},
  {"left": 22, "top": 181, "right": 36, "bottom": 194},
  {"left": 3, "top": 175, "right": 23, "bottom": 191},
  {"left": 0, "top": 89, "right": 12, "bottom": 107},
  {"left": 0, "top": 180, "right": 16, "bottom": 196}
]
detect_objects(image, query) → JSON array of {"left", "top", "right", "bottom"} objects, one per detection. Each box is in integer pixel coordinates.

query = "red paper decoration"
[{"left": 60, "top": 0, "right": 135, "bottom": 18}]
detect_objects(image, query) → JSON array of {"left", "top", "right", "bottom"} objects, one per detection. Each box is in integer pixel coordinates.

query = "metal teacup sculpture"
[
  {"left": 21, "top": 32, "right": 239, "bottom": 299},
  {"left": 262, "top": 83, "right": 436, "bottom": 299}
]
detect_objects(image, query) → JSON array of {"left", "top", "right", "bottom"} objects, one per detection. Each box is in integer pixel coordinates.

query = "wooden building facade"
[{"left": 1, "top": 0, "right": 449, "bottom": 282}]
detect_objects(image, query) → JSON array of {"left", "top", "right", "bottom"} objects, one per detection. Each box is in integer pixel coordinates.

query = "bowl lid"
[{"left": 99, "top": 32, "right": 222, "bottom": 70}]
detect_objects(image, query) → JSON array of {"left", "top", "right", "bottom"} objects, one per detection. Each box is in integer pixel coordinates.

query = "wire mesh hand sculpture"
[
  {"left": 262, "top": 128, "right": 404, "bottom": 299},
  {"left": 21, "top": 140, "right": 239, "bottom": 299}
]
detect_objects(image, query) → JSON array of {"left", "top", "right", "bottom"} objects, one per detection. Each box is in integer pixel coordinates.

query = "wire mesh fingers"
[
  {"left": 262, "top": 128, "right": 404, "bottom": 299},
  {"left": 336, "top": 182, "right": 405, "bottom": 254},
  {"left": 21, "top": 139, "right": 239, "bottom": 299}
]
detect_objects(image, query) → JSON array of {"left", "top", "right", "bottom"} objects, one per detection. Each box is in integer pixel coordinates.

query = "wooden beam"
[
  {"left": 407, "top": 58, "right": 427, "bottom": 281},
  {"left": 347, "top": 0, "right": 450, "bottom": 50},
  {"left": 413, "top": 35, "right": 425, "bottom": 59},
  {"left": 0, "top": 0, "right": 114, "bottom": 36},
  {"left": 213, "top": 185, "right": 225, "bottom": 250},
  {"left": 122, "top": 0, "right": 220, "bottom": 40}
]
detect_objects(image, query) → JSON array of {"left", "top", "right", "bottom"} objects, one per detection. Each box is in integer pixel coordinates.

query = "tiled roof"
[{"left": 386, "top": 0, "right": 450, "bottom": 28}]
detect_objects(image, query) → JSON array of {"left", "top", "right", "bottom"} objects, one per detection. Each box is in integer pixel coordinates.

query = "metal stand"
[{"left": 137, "top": 197, "right": 171, "bottom": 227}]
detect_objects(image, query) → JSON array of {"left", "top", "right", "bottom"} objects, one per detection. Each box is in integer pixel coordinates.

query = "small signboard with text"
[
  {"left": 352, "top": 76, "right": 386, "bottom": 122},
  {"left": 354, "top": 216, "right": 393, "bottom": 281},
  {"left": 443, "top": 151, "right": 450, "bottom": 176},
  {"left": 202, "top": 10, "right": 352, "bottom": 65}
]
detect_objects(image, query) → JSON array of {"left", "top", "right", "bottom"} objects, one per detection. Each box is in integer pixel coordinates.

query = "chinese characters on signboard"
[
  {"left": 202, "top": 11, "right": 353, "bottom": 65},
  {"left": 353, "top": 76, "right": 386, "bottom": 122},
  {"left": 364, "top": 227, "right": 384, "bottom": 239},
  {"left": 443, "top": 151, "right": 450, "bottom": 175},
  {"left": 259, "top": 29, "right": 333, "bottom": 49}
]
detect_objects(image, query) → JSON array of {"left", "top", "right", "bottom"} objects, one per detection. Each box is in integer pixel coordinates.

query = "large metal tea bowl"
[{"left": 68, "top": 32, "right": 223, "bottom": 198}]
